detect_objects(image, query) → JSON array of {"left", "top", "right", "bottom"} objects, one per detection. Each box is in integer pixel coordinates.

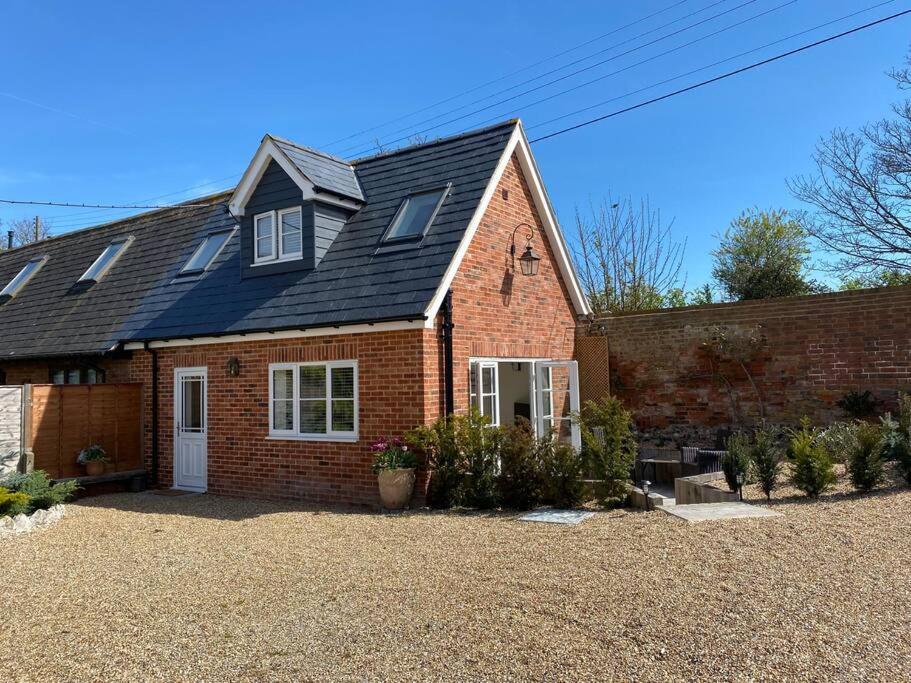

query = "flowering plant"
[
  {"left": 371, "top": 436, "right": 418, "bottom": 473},
  {"left": 77, "top": 444, "right": 109, "bottom": 464}
]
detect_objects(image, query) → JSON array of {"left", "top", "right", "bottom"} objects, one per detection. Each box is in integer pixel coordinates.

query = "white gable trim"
[
  {"left": 121, "top": 319, "right": 425, "bottom": 350},
  {"left": 229, "top": 138, "right": 361, "bottom": 216},
  {"left": 421, "top": 122, "right": 591, "bottom": 326}
]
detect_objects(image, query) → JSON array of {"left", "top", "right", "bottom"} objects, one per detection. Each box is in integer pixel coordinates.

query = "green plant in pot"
[
  {"left": 77, "top": 444, "right": 109, "bottom": 476},
  {"left": 371, "top": 437, "right": 418, "bottom": 510}
]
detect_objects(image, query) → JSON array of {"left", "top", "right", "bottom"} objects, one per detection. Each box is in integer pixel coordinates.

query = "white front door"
[
  {"left": 174, "top": 367, "right": 207, "bottom": 491},
  {"left": 534, "top": 360, "right": 581, "bottom": 451}
]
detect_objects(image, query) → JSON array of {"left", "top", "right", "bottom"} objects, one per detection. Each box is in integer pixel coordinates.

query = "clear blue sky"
[{"left": 1, "top": 0, "right": 909, "bottom": 290}]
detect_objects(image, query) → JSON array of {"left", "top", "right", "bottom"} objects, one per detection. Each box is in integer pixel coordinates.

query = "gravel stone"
[{"left": 1, "top": 472, "right": 909, "bottom": 682}]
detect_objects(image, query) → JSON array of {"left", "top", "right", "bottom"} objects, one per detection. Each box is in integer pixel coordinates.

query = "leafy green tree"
[
  {"left": 711, "top": 209, "right": 817, "bottom": 301},
  {"left": 579, "top": 397, "right": 636, "bottom": 507},
  {"left": 840, "top": 269, "right": 911, "bottom": 290}
]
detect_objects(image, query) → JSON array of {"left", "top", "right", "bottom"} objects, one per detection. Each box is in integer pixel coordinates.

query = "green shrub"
[
  {"left": 788, "top": 422, "right": 836, "bottom": 498},
  {"left": 750, "top": 428, "right": 783, "bottom": 501},
  {"left": 540, "top": 440, "right": 585, "bottom": 508},
  {"left": 722, "top": 433, "right": 751, "bottom": 492},
  {"left": 836, "top": 390, "right": 878, "bottom": 418},
  {"left": 497, "top": 418, "right": 544, "bottom": 510},
  {"left": 407, "top": 410, "right": 502, "bottom": 509},
  {"left": 578, "top": 397, "right": 635, "bottom": 507},
  {"left": 895, "top": 438, "right": 911, "bottom": 486},
  {"left": 848, "top": 424, "right": 886, "bottom": 492},
  {"left": 0, "top": 487, "right": 30, "bottom": 517},
  {"left": 817, "top": 421, "right": 861, "bottom": 466},
  {"left": 0, "top": 470, "right": 78, "bottom": 513}
]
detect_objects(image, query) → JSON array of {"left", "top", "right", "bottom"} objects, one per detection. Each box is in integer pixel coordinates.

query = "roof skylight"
[
  {"left": 78, "top": 236, "right": 133, "bottom": 283},
  {"left": 0, "top": 255, "right": 48, "bottom": 299},
  {"left": 180, "top": 228, "right": 234, "bottom": 275},
  {"left": 383, "top": 186, "right": 449, "bottom": 242}
]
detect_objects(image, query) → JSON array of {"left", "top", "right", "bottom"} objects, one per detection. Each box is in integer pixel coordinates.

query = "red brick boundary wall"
[{"left": 577, "top": 286, "right": 911, "bottom": 445}]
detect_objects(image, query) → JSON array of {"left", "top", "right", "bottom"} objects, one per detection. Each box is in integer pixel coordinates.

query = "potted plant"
[
  {"left": 371, "top": 437, "right": 418, "bottom": 510},
  {"left": 77, "top": 444, "right": 109, "bottom": 476}
]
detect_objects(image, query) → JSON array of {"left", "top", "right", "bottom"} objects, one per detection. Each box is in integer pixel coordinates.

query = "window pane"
[
  {"left": 331, "top": 399, "right": 355, "bottom": 432},
  {"left": 86, "top": 368, "right": 98, "bottom": 384},
  {"left": 182, "top": 379, "right": 203, "bottom": 431},
  {"left": 386, "top": 189, "right": 445, "bottom": 240},
  {"left": 482, "top": 395, "right": 495, "bottom": 418},
  {"left": 68, "top": 369, "right": 81, "bottom": 385},
  {"left": 280, "top": 209, "right": 302, "bottom": 256},
  {"left": 300, "top": 400, "right": 327, "bottom": 433},
  {"left": 273, "top": 400, "right": 294, "bottom": 431},
  {"left": 255, "top": 214, "right": 274, "bottom": 259},
  {"left": 52, "top": 370, "right": 65, "bottom": 385},
  {"left": 1, "top": 258, "right": 46, "bottom": 298},
  {"left": 481, "top": 366, "right": 495, "bottom": 393},
  {"left": 331, "top": 366, "right": 354, "bottom": 399},
  {"left": 184, "top": 231, "right": 230, "bottom": 272},
  {"left": 300, "top": 366, "right": 326, "bottom": 399},
  {"left": 272, "top": 368, "right": 294, "bottom": 400}
]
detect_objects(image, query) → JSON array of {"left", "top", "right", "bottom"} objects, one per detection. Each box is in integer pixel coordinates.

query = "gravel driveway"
[{"left": 2, "top": 474, "right": 911, "bottom": 682}]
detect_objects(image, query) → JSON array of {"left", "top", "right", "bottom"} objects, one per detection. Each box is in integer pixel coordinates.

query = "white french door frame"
[
  {"left": 173, "top": 366, "right": 208, "bottom": 492},
  {"left": 467, "top": 357, "right": 581, "bottom": 451}
]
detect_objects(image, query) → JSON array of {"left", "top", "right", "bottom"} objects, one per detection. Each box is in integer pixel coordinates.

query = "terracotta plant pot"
[
  {"left": 377, "top": 468, "right": 416, "bottom": 510},
  {"left": 84, "top": 460, "right": 105, "bottom": 476}
]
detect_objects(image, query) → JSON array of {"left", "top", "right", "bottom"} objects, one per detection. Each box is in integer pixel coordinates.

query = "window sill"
[
  {"left": 266, "top": 434, "right": 359, "bottom": 443},
  {"left": 252, "top": 255, "right": 303, "bottom": 267}
]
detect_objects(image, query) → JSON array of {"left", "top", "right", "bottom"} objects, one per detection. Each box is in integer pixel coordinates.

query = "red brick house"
[{"left": 0, "top": 120, "right": 590, "bottom": 505}]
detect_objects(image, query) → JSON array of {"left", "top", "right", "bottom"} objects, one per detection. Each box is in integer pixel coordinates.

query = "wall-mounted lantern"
[
  {"left": 509, "top": 222, "right": 541, "bottom": 277},
  {"left": 226, "top": 357, "right": 241, "bottom": 377}
]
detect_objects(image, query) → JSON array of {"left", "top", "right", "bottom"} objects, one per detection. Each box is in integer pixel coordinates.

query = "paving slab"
[
  {"left": 662, "top": 501, "right": 783, "bottom": 523},
  {"left": 519, "top": 510, "right": 595, "bottom": 525}
]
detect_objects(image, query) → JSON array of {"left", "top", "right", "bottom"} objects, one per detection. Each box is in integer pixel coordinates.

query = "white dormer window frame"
[{"left": 253, "top": 207, "right": 303, "bottom": 265}]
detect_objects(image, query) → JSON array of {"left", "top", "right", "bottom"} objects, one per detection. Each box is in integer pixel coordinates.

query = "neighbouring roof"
[{"left": 0, "top": 120, "right": 518, "bottom": 358}]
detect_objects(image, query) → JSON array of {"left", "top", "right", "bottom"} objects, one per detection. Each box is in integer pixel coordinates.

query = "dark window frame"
[
  {"left": 379, "top": 183, "right": 452, "bottom": 246},
  {"left": 49, "top": 366, "right": 107, "bottom": 385}
]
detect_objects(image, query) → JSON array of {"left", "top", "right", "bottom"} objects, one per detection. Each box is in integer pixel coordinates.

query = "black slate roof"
[
  {"left": 269, "top": 135, "right": 365, "bottom": 202},
  {"left": 0, "top": 120, "right": 517, "bottom": 358}
]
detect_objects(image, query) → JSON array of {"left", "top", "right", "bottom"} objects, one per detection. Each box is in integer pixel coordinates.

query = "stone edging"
[{"left": 0, "top": 504, "right": 66, "bottom": 537}]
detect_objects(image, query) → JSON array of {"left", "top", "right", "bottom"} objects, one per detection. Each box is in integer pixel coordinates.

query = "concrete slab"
[
  {"left": 662, "top": 501, "right": 783, "bottom": 523},
  {"left": 518, "top": 510, "right": 595, "bottom": 525}
]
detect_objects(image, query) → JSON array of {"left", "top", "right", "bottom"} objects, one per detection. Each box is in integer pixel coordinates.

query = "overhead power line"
[
  {"left": 529, "top": 8, "right": 911, "bottom": 143},
  {"left": 444, "top": 0, "right": 898, "bottom": 138},
  {"left": 317, "top": 0, "right": 696, "bottom": 150},
  {"left": 0, "top": 198, "right": 222, "bottom": 210},
  {"left": 340, "top": 0, "right": 767, "bottom": 157}
]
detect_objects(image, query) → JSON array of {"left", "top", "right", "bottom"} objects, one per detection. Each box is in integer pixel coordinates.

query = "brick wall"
[
  {"left": 578, "top": 286, "right": 911, "bottom": 445},
  {"left": 432, "top": 153, "right": 578, "bottom": 413}
]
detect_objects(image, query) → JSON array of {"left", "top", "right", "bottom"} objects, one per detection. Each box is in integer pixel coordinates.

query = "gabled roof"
[
  {"left": 0, "top": 121, "right": 532, "bottom": 358},
  {"left": 269, "top": 135, "right": 364, "bottom": 202}
]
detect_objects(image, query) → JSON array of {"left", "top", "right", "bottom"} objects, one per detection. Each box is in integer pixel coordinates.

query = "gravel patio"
[{"left": 2, "top": 474, "right": 911, "bottom": 682}]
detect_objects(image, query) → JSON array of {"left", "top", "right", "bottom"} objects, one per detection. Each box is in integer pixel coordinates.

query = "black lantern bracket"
[{"left": 509, "top": 222, "right": 541, "bottom": 276}]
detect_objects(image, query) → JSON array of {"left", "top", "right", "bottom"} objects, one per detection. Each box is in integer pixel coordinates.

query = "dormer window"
[
  {"left": 79, "top": 236, "right": 133, "bottom": 283},
  {"left": 383, "top": 186, "right": 450, "bottom": 243},
  {"left": 0, "top": 255, "right": 47, "bottom": 300},
  {"left": 180, "top": 228, "right": 235, "bottom": 275},
  {"left": 254, "top": 207, "right": 303, "bottom": 264}
]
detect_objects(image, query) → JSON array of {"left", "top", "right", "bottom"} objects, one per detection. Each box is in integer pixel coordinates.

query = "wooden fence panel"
[{"left": 28, "top": 383, "right": 143, "bottom": 479}]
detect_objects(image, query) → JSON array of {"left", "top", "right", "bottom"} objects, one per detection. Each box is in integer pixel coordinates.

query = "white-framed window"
[
  {"left": 278, "top": 207, "right": 303, "bottom": 259},
  {"left": 1, "top": 255, "right": 48, "bottom": 299},
  {"left": 254, "top": 207, "right": 303, "bottom": 264},
  {"left": 79, "top": 236, "right": 133, "bottom": 283},
  {"left": 181, "top": 228, "right": 235, "bottom": 274},
  {"left": 254, "top": 211, "right": 276, "bottom": 262},
  {"left": 269, "top": 360, "right": 358, "bottom": 440},
  {"left": 538, "top": 366, "right": 554, "bottom": 434},
  {"left": 469, "top": 361, "right": 499, "bottom": 426}
]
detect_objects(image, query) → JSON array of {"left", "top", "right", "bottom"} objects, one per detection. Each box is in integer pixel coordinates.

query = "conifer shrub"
[
  {"left": 579, "top": 397, "right": 636, "bottom": 508},
  {"left": 848, "top": 424, "right": 886, "bottom": 492},
  {"left": 788, "top": 421, "right": 836, "bottom": 498},
  {"left": 750, "top": 428, "right": 783, "bottom": 501},
  {"left": 722, "top": 433, "right": 751, "bottom": 492}
]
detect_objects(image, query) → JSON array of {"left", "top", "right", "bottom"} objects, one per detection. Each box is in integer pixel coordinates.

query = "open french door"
[{"left": 534, "top": 360, "right": 581, "bottom": 451}]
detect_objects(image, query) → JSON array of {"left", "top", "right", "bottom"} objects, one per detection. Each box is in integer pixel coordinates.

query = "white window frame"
[
  {"left": 0, "top": 255, "right": 48, "bottom": 299},
  {"left": 180, "top": 228, "right": 236, "bottom": 275},
  {"left": 268, "top": 360, "right": 358, "bottom": 442},
  {"left": 469, "top": 360, "right": 500, "bottom": 426},
  {"left": 254, "top": 210, "right": 277, "bottom": 263},
  {"left": 78, "top": 236, "right": 134, "bottom": 283},
  {"left": 277, "top": 206, "right": 303, "bottom": 260}
]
